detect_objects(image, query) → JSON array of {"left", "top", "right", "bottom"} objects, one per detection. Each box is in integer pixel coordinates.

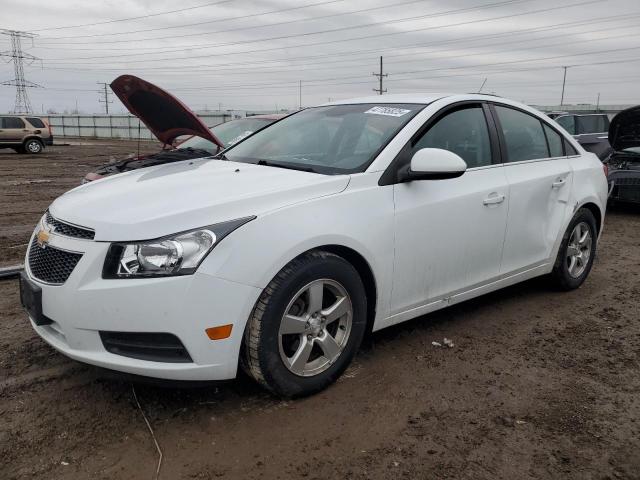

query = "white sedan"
[{"left": 20, "top": 94, "right": 608, "bottom": 397}]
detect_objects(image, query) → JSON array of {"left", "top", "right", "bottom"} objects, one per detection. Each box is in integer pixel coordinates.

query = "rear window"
[
  {"left": 556, "top": 115, "right": 576, "bottom": 135},
  {"left": 576, "top": 115, "right": 608, "bottom": 134},
  {"left": 1, "top": 117, "right": 25, "bottom": 129},
  {"left": 26, "top": 117, "right": 46, "bottom": 128}
]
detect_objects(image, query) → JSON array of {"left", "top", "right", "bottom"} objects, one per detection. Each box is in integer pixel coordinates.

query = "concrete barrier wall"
[{"left": 43, "top": 113, "right": 233, "bottom": 139}]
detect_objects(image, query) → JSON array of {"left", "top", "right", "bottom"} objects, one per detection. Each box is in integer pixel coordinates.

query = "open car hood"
[
  {"left": 609, "top": 105, "right": 640, "bottom": 152},
  {"left": 110, "top": 75, "right": 224, "bottom": 148}
]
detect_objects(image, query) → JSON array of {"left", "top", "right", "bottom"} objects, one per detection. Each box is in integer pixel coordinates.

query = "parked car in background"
[
  {"left": 20, "top": 94, "right": 607, "bottom": 397},
  {"left": 554, "top": 113, "right": 612, "bottom": 160},
  {"left": 606, "top": 105, "right": 640, "bottom": 204},
  {"left": 83, "top": 75, "right": 284, "bottom": 182},
  {"left": 0, "top": 115, "right": 53, "bottom": 154}
]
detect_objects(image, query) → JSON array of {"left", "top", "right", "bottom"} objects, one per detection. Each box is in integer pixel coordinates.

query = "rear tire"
[
  {"left": 550, "top": 208, "right": 598, "bottom": 290},
  {"left": 242, "top": 251, "right": 367, "bottom": 397},
  {"left": 23, "top": 139, "right": 43, "bottom": 154}
]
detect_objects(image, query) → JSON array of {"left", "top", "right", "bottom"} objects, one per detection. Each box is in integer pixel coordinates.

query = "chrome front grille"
[
  {"left": 45, "top": 211, "right": 95, "bottom": 240},
  {"left": 27, "top": 237, "right": 83, "bottom": 285}
]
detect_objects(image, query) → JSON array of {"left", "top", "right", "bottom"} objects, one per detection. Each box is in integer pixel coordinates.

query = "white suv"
[{"left": 20, "top": 94, "right": 608, "bottom": 397}]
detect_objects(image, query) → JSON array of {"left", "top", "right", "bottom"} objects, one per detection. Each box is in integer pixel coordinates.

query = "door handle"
[
  {"left": 552, "top": 178, "right": 567, "bottom": 188},
  {"left": 483, "top": 193, "right": 505, "bottom": 205}
]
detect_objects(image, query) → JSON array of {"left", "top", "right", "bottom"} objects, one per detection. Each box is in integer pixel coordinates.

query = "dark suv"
[{"left": 0, "top": 115, "right": 53, "bottom": 154}]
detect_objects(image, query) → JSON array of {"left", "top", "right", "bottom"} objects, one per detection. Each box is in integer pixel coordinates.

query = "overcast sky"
[{"left": 1, "top": 0, "right": 639, "bottom": 114}]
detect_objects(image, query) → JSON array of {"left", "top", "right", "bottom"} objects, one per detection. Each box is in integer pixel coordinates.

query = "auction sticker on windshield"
[{"left": 365, "top": 106, "right": 412, "bottom": 117}]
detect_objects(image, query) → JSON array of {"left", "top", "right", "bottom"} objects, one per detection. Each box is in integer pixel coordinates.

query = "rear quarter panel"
[{"left": 568, "top": 151, "right": 608, "bottom": 236}]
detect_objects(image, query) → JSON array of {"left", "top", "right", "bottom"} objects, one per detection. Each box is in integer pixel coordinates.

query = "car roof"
[
  {"left": 323, "top": 93, "right": 453, "bottom": 105},
  {"left": 247, "top": 114, "right": 287, "bottom": 120}
]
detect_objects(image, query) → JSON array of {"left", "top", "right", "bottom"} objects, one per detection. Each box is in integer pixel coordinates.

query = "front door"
[{"left": 389, "top": 104, "right": 509, "bottom": 321}]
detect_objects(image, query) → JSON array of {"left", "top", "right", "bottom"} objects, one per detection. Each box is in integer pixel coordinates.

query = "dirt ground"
[{"left": 1, "top": 140, "right": 639, "bottom": 480}]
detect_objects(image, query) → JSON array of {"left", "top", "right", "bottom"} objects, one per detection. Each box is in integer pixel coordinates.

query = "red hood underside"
[{"left": 110, "top": 74, "right": 223, "bottom": 148}]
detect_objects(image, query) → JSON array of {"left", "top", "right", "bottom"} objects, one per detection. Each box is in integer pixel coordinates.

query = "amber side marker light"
[{"left": 205, "top": 324, "right": 233, "bottom": 340}]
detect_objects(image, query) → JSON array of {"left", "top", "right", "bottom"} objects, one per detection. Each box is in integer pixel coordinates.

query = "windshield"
[
  {"left": 223, "top": 104, "right": 424, "bottom": 174},
  {"left": 178, "top": 117, "right": 275, "bottom": 151}
]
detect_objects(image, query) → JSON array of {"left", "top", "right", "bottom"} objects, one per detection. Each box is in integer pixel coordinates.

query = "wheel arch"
[
  {"left": 22, "top": 136, "right": 44, "bottom": 147},
  {"left": 313, "top": 244, "right": 378, "bottom": 334},
  {"left": 579, "top": 201, "right": 603, "bottom": 234}
]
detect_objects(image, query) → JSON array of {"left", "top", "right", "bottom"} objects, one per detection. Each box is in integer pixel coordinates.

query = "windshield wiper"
[
  {"left": 212, "top": 152, "right": 229, "bottom": 160},
  {"left": 256, "top": 159, "right": 317, "bottom": 173}
]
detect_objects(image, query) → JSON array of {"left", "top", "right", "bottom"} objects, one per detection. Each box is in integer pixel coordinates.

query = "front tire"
[
  {"left": 550, "top": 208, "right": 598, "bottom": 290},
  {"left": 243, "top": 251, "right": 367, "bottom": 397}
]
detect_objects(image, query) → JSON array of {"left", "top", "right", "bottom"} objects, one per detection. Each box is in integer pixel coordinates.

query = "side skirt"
[{"left": 375, "top": 263, "right": 550, "bottom": 331}]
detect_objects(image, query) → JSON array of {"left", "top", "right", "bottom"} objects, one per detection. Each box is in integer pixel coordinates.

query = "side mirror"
[{"left": 399, "top": 148, "right": 467, "bottom": 182}]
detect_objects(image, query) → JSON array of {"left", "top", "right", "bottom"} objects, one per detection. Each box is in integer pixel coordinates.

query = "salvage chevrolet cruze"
[{"left": 20, "top": 94, "right": 608, "bottom": 397}]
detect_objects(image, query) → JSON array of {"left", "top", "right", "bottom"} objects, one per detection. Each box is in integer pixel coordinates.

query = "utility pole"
[
  {"left": 560, "top": 66, "right": 569, "bottom": 108},
  {"left": 97, "top": 82, "right": 113, "bottom": 114},
  {"left": 372, "top": 56, "right": 387, "bottom": 95},
  {"left": 298, "top": 80, "right": 302, "bottom": 110},
  {"left": 0, "top": 29, "right": 42, "bottom": 114},
  {"left": 596, "top": 92, "right": 601, "bottom": 112}
]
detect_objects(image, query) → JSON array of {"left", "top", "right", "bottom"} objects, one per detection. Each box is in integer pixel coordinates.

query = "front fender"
[{"left": 197, "top": 173, "right": 394, "bottom": 327}]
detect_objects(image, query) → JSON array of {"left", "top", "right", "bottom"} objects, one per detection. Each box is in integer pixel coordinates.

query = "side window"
[
  {"left": 1, "top": 117, "right": 26, "bottom": 129},
  {"left": 26, "top": 117, "right": 46, "bottom": 128},
  {"left": 564, "top": 138, "right": 578, "bottom": 156},
  {"left": 494, "top": 106, "right": 549, "bottom": 162},
  {"left": 543, "top": 124, "right": 564, "bottom": 157},
  {"left": 414, "top": 106, "right": 492, "bottom": 168},
  {"left": 556, "top": 115, "right": 576, "bottom": 135}
]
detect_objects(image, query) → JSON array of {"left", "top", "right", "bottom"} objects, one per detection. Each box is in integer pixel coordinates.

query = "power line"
[
  {"left": 0, "top": 29, "right": 42, "bottom": 113},
  {"left": 32, "top": 8, "right": 638, "bottom": 54},
  {"left": 35, "top": 0, "right": 601, "bottom": 68},
  {"left": 37, "top": 0, "right": 541, "bottom": 46},
  {"left": 31, "top": 0, "right": 235, "bottom": 32},
  {"left": 41, "top": 26, "right": 640, "bottom": 82},
  {"left": 38, "top": 0, "right": 352, "bottom": 40},
  {"left": 35, "top": 14, "right": 640, "bottom": 74}
]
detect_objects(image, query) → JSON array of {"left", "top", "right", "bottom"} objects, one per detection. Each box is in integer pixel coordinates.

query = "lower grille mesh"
[{"left": 27, "top": 237, "right": 83, "bottom": 285}]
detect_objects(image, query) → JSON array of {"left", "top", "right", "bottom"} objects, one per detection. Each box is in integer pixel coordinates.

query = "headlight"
[{"left": 103, "top": 216, "right": 255, "bottom": 278}]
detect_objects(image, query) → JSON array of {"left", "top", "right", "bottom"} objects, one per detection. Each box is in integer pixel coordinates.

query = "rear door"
[
  {"left": 491, "top": 104, "right": 574, "bottom": 274},
  {"left": 0, "top": 116, "right": 26, "bottom": 143},
  {"left": 389, "top": 103, "right": 509, "bottom": 319}
]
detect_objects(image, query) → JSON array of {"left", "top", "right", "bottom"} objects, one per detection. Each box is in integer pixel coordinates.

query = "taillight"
[
  {"left": 45, "top": 119, "right": 52, "bottom": 136},
  {"left": 602, "top": 163, "right": 608, "bottom": 178}
]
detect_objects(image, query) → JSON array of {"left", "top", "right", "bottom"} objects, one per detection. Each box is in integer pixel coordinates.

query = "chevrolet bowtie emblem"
[{"left": 36, "top": 229, "right": 50, "bottom": 248}]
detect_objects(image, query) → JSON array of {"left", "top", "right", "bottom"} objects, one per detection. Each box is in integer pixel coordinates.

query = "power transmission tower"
[
  {"left": 97, "top": 82, "right": 113, "bottom": 114},
  {"left": 372, "top": 56, "right": 387, "bottom": 95},
  {"left": 0, "top": 29, "right": 42, "bottom": 114}
]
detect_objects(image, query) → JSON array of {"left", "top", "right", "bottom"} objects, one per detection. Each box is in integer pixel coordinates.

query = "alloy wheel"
[
  {"left": 566, "top": 221, "right": 592, "bottom": 278},
  {"left": 27, "top": 141, "right": 41, "bottom": 153},
  {"left": 278, "top": 278, "right": 353, "bottom": 377}
]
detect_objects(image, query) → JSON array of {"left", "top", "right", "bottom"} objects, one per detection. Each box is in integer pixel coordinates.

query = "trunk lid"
[{"left": 110, "top": 75, "right": 224, "bottom": 148}]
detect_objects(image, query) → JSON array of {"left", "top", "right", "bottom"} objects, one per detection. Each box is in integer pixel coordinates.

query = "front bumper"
[{"left": 24, "top": 231, "right": 261, "bottom": 381}]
